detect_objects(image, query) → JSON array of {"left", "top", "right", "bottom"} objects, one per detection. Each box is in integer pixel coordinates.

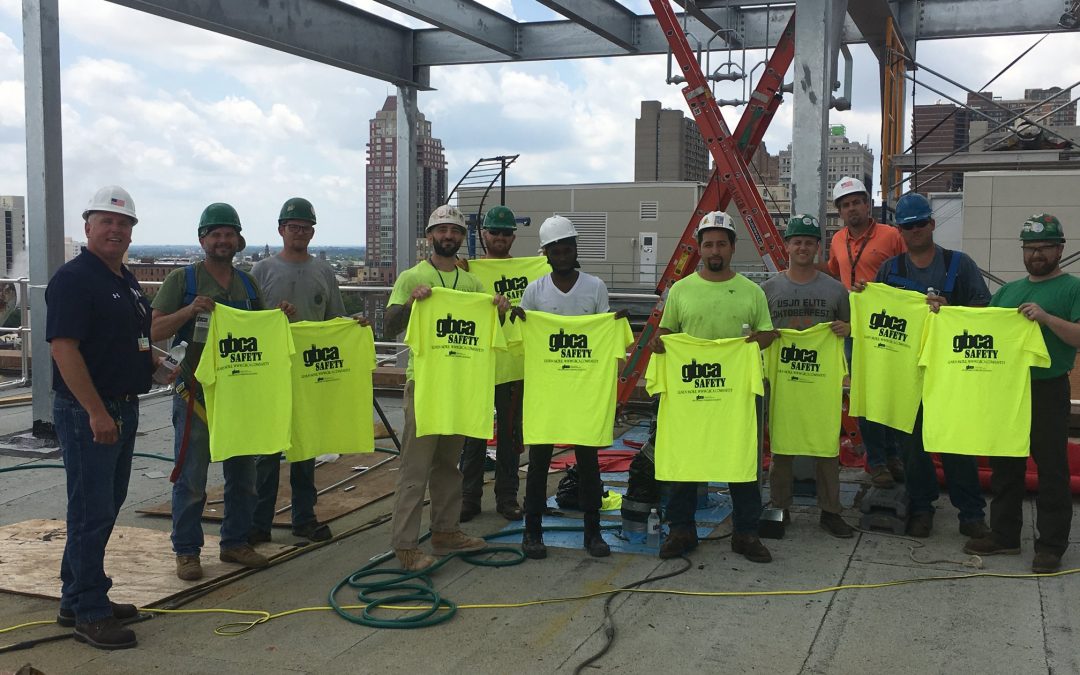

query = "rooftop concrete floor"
[{"left": 2, "top": 390, "right": 1079, "bottom": 674}]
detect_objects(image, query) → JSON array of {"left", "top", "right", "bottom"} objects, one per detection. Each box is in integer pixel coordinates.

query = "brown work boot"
[
  {"left": 496, "top": 501, "right": 523, "bottom": 521},
  {"left": 819, "top": 511, "right": 854, "bottom": 539},
  {"left": 869, "top": 466, "right": 895, "bottom": 488},
  {"left": 58, "top": 601, "right": 138, "bottom": 628},
  {"left": 73, "top": 616, "right": 137, "bottom": 650},
  {"left": 886, "top": 456, "right": 906, "bottom": 483},
  {"left": 659, "top": 530, "right": 698, "bottom": 559},
  {"left": 907, "top": 512, "right": 933, "bottom": 538},
  {"left": 731, "top": 533, "right": 773, "bottom": 563},
  {"left": 176, "top": 554, "right": 203, "bottom": 581},
  {"left": 963, "top": 535, "right": 1021, "bottom": 556},
  {"left": 430, "top": 530, "right": 487, "bottom": 555},
  {"left": 959, "top": 520, "right": 991, "bottom": 539},
  {"left": 395, "top": 548, "right": 437, "bottom": 572},
  {"left": 1032, "top": 551, "right": 1062, "bottom": 574},
  {"left": 220, "top": 544, "right": 269, "bottom": 568},
  {"left": 459, "top": 502, "right": 481, "bottom": 523}
]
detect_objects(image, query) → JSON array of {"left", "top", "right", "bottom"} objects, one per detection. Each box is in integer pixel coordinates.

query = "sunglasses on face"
[{"left": 898, "top": 220, "right": 931, "bottom": 230}]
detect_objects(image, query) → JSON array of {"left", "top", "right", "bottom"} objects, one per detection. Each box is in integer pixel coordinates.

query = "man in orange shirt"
[{"left": 825, "top": 177, "right": 907, "bottom": 488}]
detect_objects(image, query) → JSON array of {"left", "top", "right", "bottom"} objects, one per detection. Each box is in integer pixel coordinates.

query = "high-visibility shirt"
[
  {"left": 645, "top": 333, "right": 763, "bottom": 482},
  {"left": 288, "top": 318, "right": 377, "bottom": 461},
  {"left": 849, "top": 282, "right": 929, "bottom": 433},
  {"left": 469, "top": 257, "right": 551, "bottom": 384},
  {"left": 659, "top": 272, "right": 773, "bottom": 338},
  {"left": 194, "top": 304, "right": 294, "bottom": 461},
  {"left": 827, "top": 219, "right": 907, "bottom": 290},
  {"left": 918, "top": 306, "right": 1049, "bottom": 457},
  {"left": 404, "top": 286, "right": 506, "bottom": 438},
  {"left": 764, "top": 324, "right": 847, "bottom": 456},
  {"left": 520, "top": 311, "right": 633, "bottom": 447}
]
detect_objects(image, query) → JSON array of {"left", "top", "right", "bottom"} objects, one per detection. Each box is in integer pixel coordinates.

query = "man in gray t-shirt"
[
  {"left": 761, "top": 214, "right": 854, "bottom": 539},
  {"left": 249, "top": 198, "right": 349, "bottom": 544}
]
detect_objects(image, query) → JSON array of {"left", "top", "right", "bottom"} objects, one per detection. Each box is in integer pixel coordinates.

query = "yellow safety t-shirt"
[
  {"left": 645, "top": 333, "right": 763, "bottom": 482},
  {"left": 918, "top": 306, "right": 1049, "bottom": 456},
  {"left": 194, "top": 304, "right": 295, "bottom": 461},
  {"left": 405, "top": 286, "right": 506, "bottom": 438},
  {"left": 520, "top": 311, "right": 633, "bottom": 447},
  {"left": 764, "top": 323, "right": 847, "bottom": 457},
  {"left": 289, "top": 318, "right": 377, "bottom": 462},
  {"left": 470, "top": 257, "right": 551, "bottom": 384},
  {"left": 849, "top": 282, "right": 929, "bottom": 432}
]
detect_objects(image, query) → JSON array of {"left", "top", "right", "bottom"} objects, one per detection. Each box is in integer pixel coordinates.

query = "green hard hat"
[
  {"left": 1020, "top": 213, "right": 1065, "bottom": 242},
  {"left": 198, "top": 202, "right": 242, "bottom": 237},
  {"left": 279, "top": 197, "right": 316, "bottom": 224},
  {"left": 784, "top": 213, "right": 822, "bottom": 239},
  {"left": 483, "top": 205, "right": 517, "bottom": 231}
]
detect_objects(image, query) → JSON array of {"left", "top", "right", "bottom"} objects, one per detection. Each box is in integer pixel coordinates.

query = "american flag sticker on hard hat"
[{"left": 111, "top": 197, "right": 126, "bottom": 207}]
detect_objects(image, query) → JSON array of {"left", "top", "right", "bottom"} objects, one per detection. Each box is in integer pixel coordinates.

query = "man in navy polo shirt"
[{"left": 46, "top": 185, "right": 154, "bottom": 650}]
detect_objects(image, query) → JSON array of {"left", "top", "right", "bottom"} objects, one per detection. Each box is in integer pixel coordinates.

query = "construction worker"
[
  {"left": 249, "top": 197, "right": 358, "bottom": 544},
  {"left": 152, "top": 203, "right": 294, "bottom": 581},
  {"left": 761, "top": 214, "right": 853, "bottom": 539},
  {"left": 46, "top": 186, "right": 149, "bottom": 649},
  {"left": 826, "top": 176, "right": 907, "bottom": 488},
  {"left": 964, "top": 214, "right": 1080, "bottom": 573},
  {"left": 871, "top": 193, "right": 990, "bottom": 539},
  {"left": 649, "top": 211, "right": 777, "bottom": 562},
  {"left": 515, "top": 215, "right": 619, "bottom": 559},
  {"left": 383, "top": 204, "right": 509, "bottom": 571},
  {"left": 459, "top": 205, "right": 524, "bottom": 522}
]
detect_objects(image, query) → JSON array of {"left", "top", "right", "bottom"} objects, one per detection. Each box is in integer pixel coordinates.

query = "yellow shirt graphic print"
[
  {"left": 405, "top": 287, "right": 506, "bottom": 438},
  {"left": 289, "top": 318, "right": 378, "bottom": 462},
  {"left": 520, "top": 311, "right": 633, "bottom": 447},
  {"left": 470, "top": 257, "right": 551, "bottom": 384},
  {"left": 918, "top": 306, "right": 1049, "bottom": 457},
  {"left": 645, "top": 334, "right": 763, "bottom": 482},
  {"left": 764, "top": 324, "right": 847, "bottom": 457},
  {"left": 849, "top": 282, "right": 929, "bottom": 432},
  {"left": 194, "top": 304, "right": 295, "bottom": 461}
]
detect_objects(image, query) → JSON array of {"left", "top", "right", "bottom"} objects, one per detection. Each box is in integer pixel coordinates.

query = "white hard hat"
[
  {"left": 832, "top": 176, "right": 868, "bottom": 204},
  {"left": 82, "top": 185, "right": 137, "bottom": 224},
  {"left": 695, "top": 211, "right": 736, "bottom": 238},
  {"left": 538, "top": 215, "right": 578, "bottom": 250},
  {"left": 426, "top": 204, "right": 466, "bottom": 232}
]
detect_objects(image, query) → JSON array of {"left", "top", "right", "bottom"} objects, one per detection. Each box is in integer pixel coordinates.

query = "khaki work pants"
[
  {"left": 390, "top": 381, "right": 466, "bottom": 550},
  {"left": 768, "top": 454, "right": 842, "bottom": 514}
]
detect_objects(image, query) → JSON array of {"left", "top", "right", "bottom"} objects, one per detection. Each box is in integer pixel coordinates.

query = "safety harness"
[{"left": 883, "top": 248, "right": 961, "bottom": 301}]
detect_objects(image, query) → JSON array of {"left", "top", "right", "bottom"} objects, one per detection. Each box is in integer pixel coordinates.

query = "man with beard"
[
  {"left": 649, "top": 211, "right": 777, "bottom": 561},
  {"left": 459, "top": 205, "right": 525, "bottom": 523},
  {"left": 964, "top": 214, "right": 1080, "bottom": 574},
  {"left": 826, "top": 176, "right": 907, "bottom": 489},
  {"left": 152, "top": 203, "right": 293, "bottom": 581},
  {"left": 383, "top": 204, "right": 509, "bottom": 571},
  {"left": 872, "top": 193, "right": 990, "bottom": 540}
]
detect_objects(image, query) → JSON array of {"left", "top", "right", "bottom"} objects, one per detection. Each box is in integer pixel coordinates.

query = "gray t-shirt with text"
[{"left": 761, "top": 271, "right": 850, "bottom": 330}]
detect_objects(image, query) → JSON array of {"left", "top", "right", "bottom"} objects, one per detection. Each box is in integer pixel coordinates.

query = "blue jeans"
[
  {"left": 667, "top": 481, "right": 763, "bottom": 535},
  {"left": 902, "top": 407, "right": 985, "bottom": 522},
  {"left": 253, "top": 455, "right": 317, "bottom": 531},
  {"left": 171, "top": 395, "right": 257, "bottom": 555},
  {"left": 860, "top": 418, "right": 901, "bottom": 470},
  {"left": 55, "top": 392, "right": 138, "bottom": 624}
]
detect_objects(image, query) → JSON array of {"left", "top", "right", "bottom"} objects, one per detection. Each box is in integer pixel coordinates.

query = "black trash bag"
[
  {"left": 555, "top": 465, "right": 580, "bottom": 509},
  {"left": 624, "top": 435, "right": 659, "bottom": 504}
]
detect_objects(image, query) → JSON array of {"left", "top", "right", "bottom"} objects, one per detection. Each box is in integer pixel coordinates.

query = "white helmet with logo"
[
  {"left": 832, "top": 176, "right": 868, "bottom": 205},
  {"left": 695, "top": 211, "right": 736, "bottom": 239},
  {"left": 426, "top": 204, "right": 467, "bottom": 232},
  {"left": 82, "top": 185, "right": 138, "bottom": 224},
  {"left": 537, "top": 215, "right": 578, "bottom": 250}
]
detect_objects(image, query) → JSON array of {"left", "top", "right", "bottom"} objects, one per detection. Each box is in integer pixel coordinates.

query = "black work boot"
[
  {"left": 583, "top": 511, "right": 611, "bottom": 558},
  {"left": 522, "top": 514, "right": 547, "bottom": 560}
]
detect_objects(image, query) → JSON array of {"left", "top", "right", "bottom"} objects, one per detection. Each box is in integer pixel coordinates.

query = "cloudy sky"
[{"left": 0, "top": 0, "right": 1077, "bottom": 246}]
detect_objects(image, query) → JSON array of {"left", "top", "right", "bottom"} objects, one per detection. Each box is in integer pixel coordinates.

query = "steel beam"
[
  {"left": 892, "top": 149, "right": 1080, "bottom": 172},
  {"left": 105, "top": 0, "right": 426, "bottom": 88},
  {"left": 536, "top": 0, "right": 639, "bottom": 52},
  {"left": 847, "top": 0, "right": 910, "bottom": 63},
  {"left": 23, "top": 0, "right": 66, "bottom": 433},
  {"left": 373, "top": 0, "right": 519, "bottom": 57}
]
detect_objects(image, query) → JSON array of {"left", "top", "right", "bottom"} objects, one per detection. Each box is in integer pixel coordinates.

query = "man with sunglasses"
[
  {"left": 827, "top": 177, "right": 907, "bottom": 489},
  {"left": 249, "top": 198, "right": 348, "bottom": 545},
  {"left": 964, "top": 214, "right": 1080, "bottom": 574},
  {"left": 872, "top": 192, "right": 991, "bottom": 540}
]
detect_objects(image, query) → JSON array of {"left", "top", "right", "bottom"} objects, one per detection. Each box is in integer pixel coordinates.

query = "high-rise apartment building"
[
  {"left": 634, "top": 101, "right": 709, "bottom": 182},
  {"left": 966, "top": 87, "right": 1077, "bottom": 151},
  {"left": 0, "top": 196, "right": 26, "bottom": 276},
  {"left": 910, "top": 103, "right": 969, "bottom": 193},
  {"left": 778, "top": 130, "right": 874, "bottom": 198},
  {"left": 364, "top": 95, "right": 447, "bottom": 285}
]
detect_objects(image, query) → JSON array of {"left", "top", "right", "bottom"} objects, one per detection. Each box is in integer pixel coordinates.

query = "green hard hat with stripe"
[
  {"left": 279, "top": 197, "right": 316, "bottom": 224},
  {"left": 483, "top": 205, "right": 517, "bottom": 231},
  {"left": 1020, "top": 213, "right": 1065, "bottom": 242},
  {"left": 784, "top": 213, "right": 822, "bottom": 239}
]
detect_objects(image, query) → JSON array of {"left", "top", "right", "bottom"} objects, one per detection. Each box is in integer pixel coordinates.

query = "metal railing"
[{"left": 0, "top": 277, "right": 30, "bottom": 391}]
